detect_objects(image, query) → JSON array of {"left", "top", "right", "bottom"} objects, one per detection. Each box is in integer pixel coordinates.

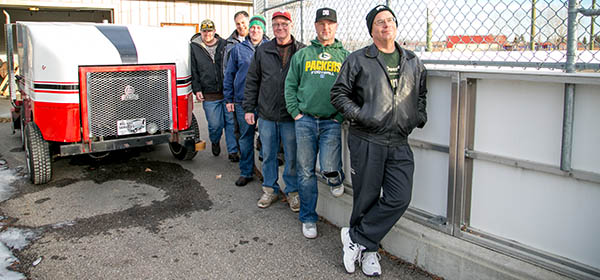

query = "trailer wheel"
[
  {"left": 25, "top": 122, "right": 52, "bottom": 184},
  {"left": 169, "top": 113, "right": 199, "bottom": 160}
]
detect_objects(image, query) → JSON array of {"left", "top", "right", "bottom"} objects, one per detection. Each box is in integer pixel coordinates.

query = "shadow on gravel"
[
  {"left": 10, "top": 148, "right": 212, "bottom": 238},
  {"left": 8, "top": 148, "right": 212, "bottom": 276}
]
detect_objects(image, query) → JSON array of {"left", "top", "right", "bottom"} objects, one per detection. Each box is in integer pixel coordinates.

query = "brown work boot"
[{"left": 287, "top": 192, "right": 300, "bottom": 212}]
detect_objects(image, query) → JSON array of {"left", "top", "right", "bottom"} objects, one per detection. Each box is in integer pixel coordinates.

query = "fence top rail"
[{"left": 429, "top": 68, "right": 600, "bottom": 85}]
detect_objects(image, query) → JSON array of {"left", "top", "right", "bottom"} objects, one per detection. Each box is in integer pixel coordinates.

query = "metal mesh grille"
[{"left": 86, "top": 70, "right": 172, "bottom": 138}]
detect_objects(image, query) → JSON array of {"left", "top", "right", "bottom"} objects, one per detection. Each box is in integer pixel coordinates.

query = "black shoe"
[
  {"left": 211, "top": 142, "right": 221, "bottom": 156},
  {"left": 228, "top": 153, "right": 240, "bottom": 162},
  {"left": 235, "top": 176, "right": 253, "bottom": 186}
]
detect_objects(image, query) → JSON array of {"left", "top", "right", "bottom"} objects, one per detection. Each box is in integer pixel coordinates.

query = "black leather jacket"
[
  {"left": 330, "top": 42, "right": 427, "bottom": 146},
  {"left": 190, "top": 34, "right": 226, "bottom": 96},
  {"left": 243, "top": 36, "right": 306, "bottom": 121}
]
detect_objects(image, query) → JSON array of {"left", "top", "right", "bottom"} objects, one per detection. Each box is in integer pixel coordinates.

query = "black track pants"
[{"left": 347, "top": 133, "right": 414, "bottom": 252}]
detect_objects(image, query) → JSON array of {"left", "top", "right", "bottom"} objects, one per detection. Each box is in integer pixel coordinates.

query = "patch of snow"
[
  {"left": 0, "top": 242, "right": 25, "bottom": 280},
  {"left": 51, "top": 221, "right": 76, "bottom": 229},
  {"left": 0, "top": 168, "right": 18, "bottom": 202},
  {"left": 0, "top": 162, "right": 26, "bottom": 279},
  {"left": 0, "top": 228, "right": 37, "bottom": 251}
]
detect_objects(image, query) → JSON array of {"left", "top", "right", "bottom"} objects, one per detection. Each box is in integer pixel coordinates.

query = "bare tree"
[{"left": 541, "top": 3, "right": 567, "bottom": 44}]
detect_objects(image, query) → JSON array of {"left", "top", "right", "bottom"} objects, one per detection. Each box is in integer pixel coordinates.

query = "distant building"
[
  {"left": 540, "top": 42, "right": 556, "bottom": 51},
  {"left": 446, "top": 35, "right": 508, "bottom": 51}
]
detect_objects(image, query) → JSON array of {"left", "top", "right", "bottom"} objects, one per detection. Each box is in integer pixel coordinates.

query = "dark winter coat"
[
  {"left": 223, "top": 37, "right": 268, "bottom": 104},
  {"left": 223, "top": 30, "right": 244, "bottom": 75},
  {"left": 190, "top": 33, "right": 226, "bottom": 100},
  {"left": 243, "top": 36, "right": 306, "bottom": 122}
]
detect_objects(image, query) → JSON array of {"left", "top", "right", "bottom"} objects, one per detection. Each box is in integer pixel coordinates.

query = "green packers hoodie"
[{"left": 285, "top": 38, "right": 349, "bottom": 123}]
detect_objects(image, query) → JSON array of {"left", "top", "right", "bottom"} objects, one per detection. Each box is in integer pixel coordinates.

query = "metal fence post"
[
  {"left": 427, "top": 7, "right": 432, "bottom": 51},
  {"left": 566, "top": 0, "right": 578, "bottom": 73},
  {"left": 530, "top": 0, "right": 536, "bottom": 50},
  {"left": 561, "top": 0, "right": 578, "bottom": 172},
  {"left": 591, "top": 0, "right": 597, "bottom": 50},
  {"left": 300, "top": 0, "right": 304, "bottom": 43}
]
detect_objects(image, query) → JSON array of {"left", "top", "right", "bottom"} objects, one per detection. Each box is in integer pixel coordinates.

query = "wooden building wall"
[{"left": 0, "top": 0, "right": 253, "bottom": 36}]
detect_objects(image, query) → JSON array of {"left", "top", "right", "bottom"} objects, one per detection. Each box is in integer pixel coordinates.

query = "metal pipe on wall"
[
  {"left": 561, "top": 0, "right": 578, "bottom": 171},
  {"left": 561, "top": 1, "right": 600, "bottom": 171}
]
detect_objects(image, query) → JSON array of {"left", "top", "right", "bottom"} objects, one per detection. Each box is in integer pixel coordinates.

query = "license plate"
[{"left": 117, "top": 118, "right": 146, "bottom": 136}]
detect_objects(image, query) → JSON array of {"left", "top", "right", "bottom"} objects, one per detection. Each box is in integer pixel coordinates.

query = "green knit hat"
[{"left": 249, "top": 15, "right": 266, "bottom": 32}]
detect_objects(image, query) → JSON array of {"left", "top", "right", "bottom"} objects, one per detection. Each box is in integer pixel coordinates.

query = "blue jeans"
[
  {"left": 234, "top": 103, "right": 255, "bottom": 178},
  {"left": 258, "top": 118, "right": 298, "bottom": 195},
  {"left": 296, "top": 115, "right": 344, "bottom": 223},
  {"left": 202, "top": 99, "right": 237, "bottom": 154}
]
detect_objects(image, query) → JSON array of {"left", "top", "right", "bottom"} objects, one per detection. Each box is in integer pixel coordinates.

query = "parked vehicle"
[{"left": 5, "top": 20, "right": 203, "bottom": 184}]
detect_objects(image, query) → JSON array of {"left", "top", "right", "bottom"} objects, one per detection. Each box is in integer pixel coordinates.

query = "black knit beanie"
[{"left": 365, "top": 5, "right": 398, "bottom": 37}]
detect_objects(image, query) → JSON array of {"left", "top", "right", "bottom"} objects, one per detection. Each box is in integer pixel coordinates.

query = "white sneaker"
[
  {"left": 341, "top": 227, "right": 363, "bottom": 273},
  {"left": 361, "top": 251, "right": 382, "bottom": 276},
  {"left": 330, "top": 185, "right": 344, "bottom": 197},
  {"left": 257, "top": 187, "right": 278, "bottom": 208},
  {"left": 302, "top": 222, "right": 317, "bottom": 239}
]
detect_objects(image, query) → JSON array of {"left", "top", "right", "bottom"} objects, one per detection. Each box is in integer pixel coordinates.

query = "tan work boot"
[
  {"left": 287, "top": 192, "right": 300, "bottom": 212},
  {"left": 257, "top": 187, "right": 278, "bottom": 208}
]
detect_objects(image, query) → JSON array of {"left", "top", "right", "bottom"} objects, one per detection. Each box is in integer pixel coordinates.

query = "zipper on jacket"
[
  {"left": 197, "top": 42, "right": 222, "bottom": 89},
  {"left": 204, "top": 44, "right": 221, "bottom": 89},
  {"left": 390, "top": 84, "right": 395, "bottom": 142}
]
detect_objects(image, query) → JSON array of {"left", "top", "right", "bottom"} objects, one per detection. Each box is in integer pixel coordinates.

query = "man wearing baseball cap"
[
  {"left": 190, "top": 19, "right": 238, "bottom": 161},
  {"left": 243, "top": 11, "right": 306, "bottom": 211},
  {"left": 331, "top": 5, "right": 428, "bottom": 276},
  {"left": 284, "top": 7, "right": 348, "bottom": 239}
]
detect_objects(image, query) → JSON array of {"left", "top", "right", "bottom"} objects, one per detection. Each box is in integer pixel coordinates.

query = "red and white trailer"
[{"left": 5, "top": 20, "right": 203, "bottom": 184}]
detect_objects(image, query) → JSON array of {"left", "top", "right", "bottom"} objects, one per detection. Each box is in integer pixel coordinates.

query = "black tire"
[
  {"left": 169, "top": 113, "right": 199, "bottom": 160},
  {"left": 25, "top": 122, "right": 52, "bottom": 184}
]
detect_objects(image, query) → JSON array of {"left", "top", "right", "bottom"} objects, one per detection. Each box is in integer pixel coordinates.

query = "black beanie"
[{"left": 365, "top": 5, "right": 397, "bottom": 37}]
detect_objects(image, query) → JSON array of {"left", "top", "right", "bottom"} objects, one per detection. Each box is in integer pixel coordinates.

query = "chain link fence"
[{"left": 254, "top": 0, "right": 600, "bottom": 72}]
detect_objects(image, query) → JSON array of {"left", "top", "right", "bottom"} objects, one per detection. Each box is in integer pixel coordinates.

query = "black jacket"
[
  {"left": 190, "top": 33, "right": 226, "bottom": 98},
  {"left": 330, "top": 42, "right": 427, "bottom": 146},
  {"left": 223, "top": 30, "right": 244, "bottom": 75},
  {"left": 243, "top": 36, "right": 306, "bottom": 121}
]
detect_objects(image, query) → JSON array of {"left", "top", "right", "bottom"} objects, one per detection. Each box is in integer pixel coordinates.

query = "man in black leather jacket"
[{"left": 330, "top": 5, "right": 427, "bottom": 277}]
